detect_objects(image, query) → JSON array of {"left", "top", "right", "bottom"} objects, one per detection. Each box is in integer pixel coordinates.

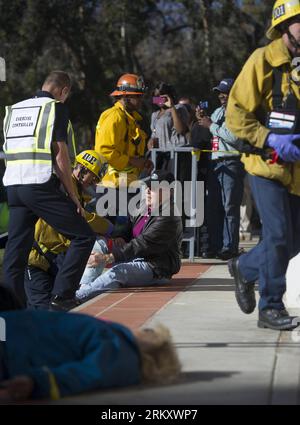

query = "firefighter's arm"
[
  {"left": 95, "top": 115, "right": 130, "bottom": 170},
  {"left": 53, "top": 141, "right": 85, "bottom": 216},
  {"left": 84, "top": 210, "right": 114, "bottom": 237},
  {"left": 226, "top": 48, "right": 270, "bottom": 149}
]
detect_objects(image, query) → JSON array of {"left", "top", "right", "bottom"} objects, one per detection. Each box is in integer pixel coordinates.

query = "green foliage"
[{"left": 0, "top": 0, "right": 274, "bottom": 149}]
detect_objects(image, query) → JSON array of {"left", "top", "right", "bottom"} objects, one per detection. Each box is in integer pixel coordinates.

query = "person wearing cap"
[
  {"left": 225, "top": 0, "right": 300, "bottom": 330},
  {"left": 95, "top": 73, "right": 153, "bottom": 189},
  {"left": 23, "top": 150, "right": 115, "bottom": 311},
  {"left": 76, "top": 170, "right": 183, "bottom": 302},
  {"left": 197, "top": 79, "right": 245, "bottom": 261}
]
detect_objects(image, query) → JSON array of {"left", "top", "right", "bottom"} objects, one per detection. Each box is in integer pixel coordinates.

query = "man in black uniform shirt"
[{"left": 1, "top": 71, "right": 96, "bottom": 310}]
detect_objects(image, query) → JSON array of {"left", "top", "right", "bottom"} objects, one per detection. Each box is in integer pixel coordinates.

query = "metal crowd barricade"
[
  {"left": 0, "top": 149, "right": 201, "bottom": 260},
  {"left": 150, "top": 146, "right": 200, "bottom": 262}
]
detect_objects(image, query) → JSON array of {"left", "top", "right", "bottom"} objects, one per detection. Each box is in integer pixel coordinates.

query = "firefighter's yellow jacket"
[
  {"left": 95, "top": 101, "right": 147, "bottom": 187},
  {"left": 226, "top": 37, "right": 300, "bottom": 196},
  {"left": 28, "top": 176, "right": 113, "bottom": 271}
]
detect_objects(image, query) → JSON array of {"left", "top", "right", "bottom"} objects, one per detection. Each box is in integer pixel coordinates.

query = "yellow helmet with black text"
[
  {"left": 75, "top": 150, "right": 107, "bottom": 182},
  {"left": 266, "top": 0, "right": 300, "bottom": 40}
]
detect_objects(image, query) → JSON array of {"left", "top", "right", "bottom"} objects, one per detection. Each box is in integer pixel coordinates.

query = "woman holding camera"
[
  {"left": 147, "top": 82, "right": 189, "bottom": 171},
  {"left": 147, "top": 83, "right": 190, "bottom": 244}
]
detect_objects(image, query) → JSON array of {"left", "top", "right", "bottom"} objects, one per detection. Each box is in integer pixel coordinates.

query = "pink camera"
[{"left": 152, "top": 96, "right": 167, "bottom": 106}]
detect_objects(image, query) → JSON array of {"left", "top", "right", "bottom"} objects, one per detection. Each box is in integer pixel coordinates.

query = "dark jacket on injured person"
[{"left": 113, "top": 203, "right": 183, "bottom": 279}]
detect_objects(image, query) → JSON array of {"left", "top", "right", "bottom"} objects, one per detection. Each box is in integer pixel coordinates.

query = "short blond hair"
[{"left": 135, "top": 324, "right": 181, "bottom": 384}]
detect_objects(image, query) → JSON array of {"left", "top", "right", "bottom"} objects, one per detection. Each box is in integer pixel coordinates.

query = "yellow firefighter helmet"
[{"left": 266, "top": 0, "right": 300, "bottom": 40}]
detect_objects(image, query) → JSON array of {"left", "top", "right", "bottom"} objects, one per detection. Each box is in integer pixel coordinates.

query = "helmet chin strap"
[
  {"left": 78, "top": 166, "right": 88, "bottom": 183},
  {"left": 287, "top": 28, "right": 300, "bottom": 52},
  {"left": 123, "top": 97, "right": 130, "bottom": 109}
]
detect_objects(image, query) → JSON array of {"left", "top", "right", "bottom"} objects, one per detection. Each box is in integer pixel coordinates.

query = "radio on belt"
[{"left": 266, "top": 110, "right": 300, "bottom": 148}]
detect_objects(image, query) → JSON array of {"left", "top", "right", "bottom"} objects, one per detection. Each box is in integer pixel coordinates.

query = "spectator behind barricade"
[
  {"left": 197, "top": 79, "right": 245, "bottom": 260},
  {"left": 178, "top": 97, "right": 196, "bottom": 133},
  {"left": 189, "top": 102, "right": 214, "bottom": 256},
  {"left": 190, "top": 101, "right": 212, "bottom": 152},
  {"left": 0, "top": 309, "right": 181, "bottom": 401},
  {"left": 76, "top": 170, "right": 183, "bottom": 302},
  {"left": 147, "top": 83, "right": 191, "bottom": 241},
  {"left": 147, "top": 82, "right": 189, "bottom": 171}
]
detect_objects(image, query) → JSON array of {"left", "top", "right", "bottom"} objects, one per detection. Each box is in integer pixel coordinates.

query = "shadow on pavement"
[
  {"left": 175, "top": 341, "right": 300, "bottom": 348},
  {"left": 97, "top": 278, "right": 236, "bottom": 293}
]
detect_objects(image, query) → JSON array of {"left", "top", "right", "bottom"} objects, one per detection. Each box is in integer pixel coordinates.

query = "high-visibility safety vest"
[{"left": 2, "top": 97, "right": 77, "bottom": 186}]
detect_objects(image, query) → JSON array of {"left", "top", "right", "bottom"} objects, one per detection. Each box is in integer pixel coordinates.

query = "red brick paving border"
[{"left": 77, "top": 263, "right": 210, "bottom": 330}]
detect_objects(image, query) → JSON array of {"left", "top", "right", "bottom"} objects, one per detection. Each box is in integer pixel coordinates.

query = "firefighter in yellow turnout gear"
[
  {"left": 226, "top": 0, "right": 300, "bottom": 330},
  {"left": 95, "top": 74, "right": 153, "bottom": 188},
  {"left": 25, "top": 150, "right": 114, "bottom": 311}
]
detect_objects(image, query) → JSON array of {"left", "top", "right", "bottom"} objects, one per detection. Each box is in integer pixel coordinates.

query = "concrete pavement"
[{"left": 51, "top": 250, "right": 300, "bottom": 405}]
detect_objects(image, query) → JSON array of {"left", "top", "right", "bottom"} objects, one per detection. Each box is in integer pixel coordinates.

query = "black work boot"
[
  {"left": 50, "top": 295, "right": 80, "bottom": 312},
  {"left": 258, "top": 309, "right": 299, "bottom": 331},
  {"left": 217, "top": 250, "right": 239, "bottom": 261},
  {"left": 228, "top": 257, "right": 256, "bottom": 314}
]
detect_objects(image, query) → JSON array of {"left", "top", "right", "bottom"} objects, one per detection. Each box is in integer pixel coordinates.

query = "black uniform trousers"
[
  {"left": 2, "top": 175, "right": 96, "bottom": 307},
  {"left": 24, "top": 252, "right": 65, "bottom": 310},
  {"left": 25, "top": 265, "right": 56, "bottom": 310}
]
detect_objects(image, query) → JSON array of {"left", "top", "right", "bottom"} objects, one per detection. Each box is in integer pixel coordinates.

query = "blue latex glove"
[{"left": 265, "top": 133, "right": 300, "bottom": 162}]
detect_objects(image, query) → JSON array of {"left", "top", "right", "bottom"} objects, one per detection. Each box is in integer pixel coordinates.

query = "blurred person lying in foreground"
[{"left": 0, "top": 308, "right": 180, "bottom": 402}]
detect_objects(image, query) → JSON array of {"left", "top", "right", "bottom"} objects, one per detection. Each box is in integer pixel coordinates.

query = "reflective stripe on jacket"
[
  {"left": 226, "top": 38, "right": 300, "bottom": 195},
  {"left": 3, "top": 97, "right": 56, "bottom": 185}
]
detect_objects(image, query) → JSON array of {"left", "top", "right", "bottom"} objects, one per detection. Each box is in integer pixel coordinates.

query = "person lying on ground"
[{"left": 0, "top": 309, "right": 180, "bottom": 402}]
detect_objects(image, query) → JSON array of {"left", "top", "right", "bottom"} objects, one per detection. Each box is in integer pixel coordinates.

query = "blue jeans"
[
  {"left": 239, "top": 175, "right": 300, "bottom": 311},
  {"left": 79, "top": 239, "right": 108, "bottom": 286},
  {"left": 206, "top": 158, "right": 244, "bottom": 253},
  {"left": 76, "top": 259, "right": 170, "bottom": 301}
]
